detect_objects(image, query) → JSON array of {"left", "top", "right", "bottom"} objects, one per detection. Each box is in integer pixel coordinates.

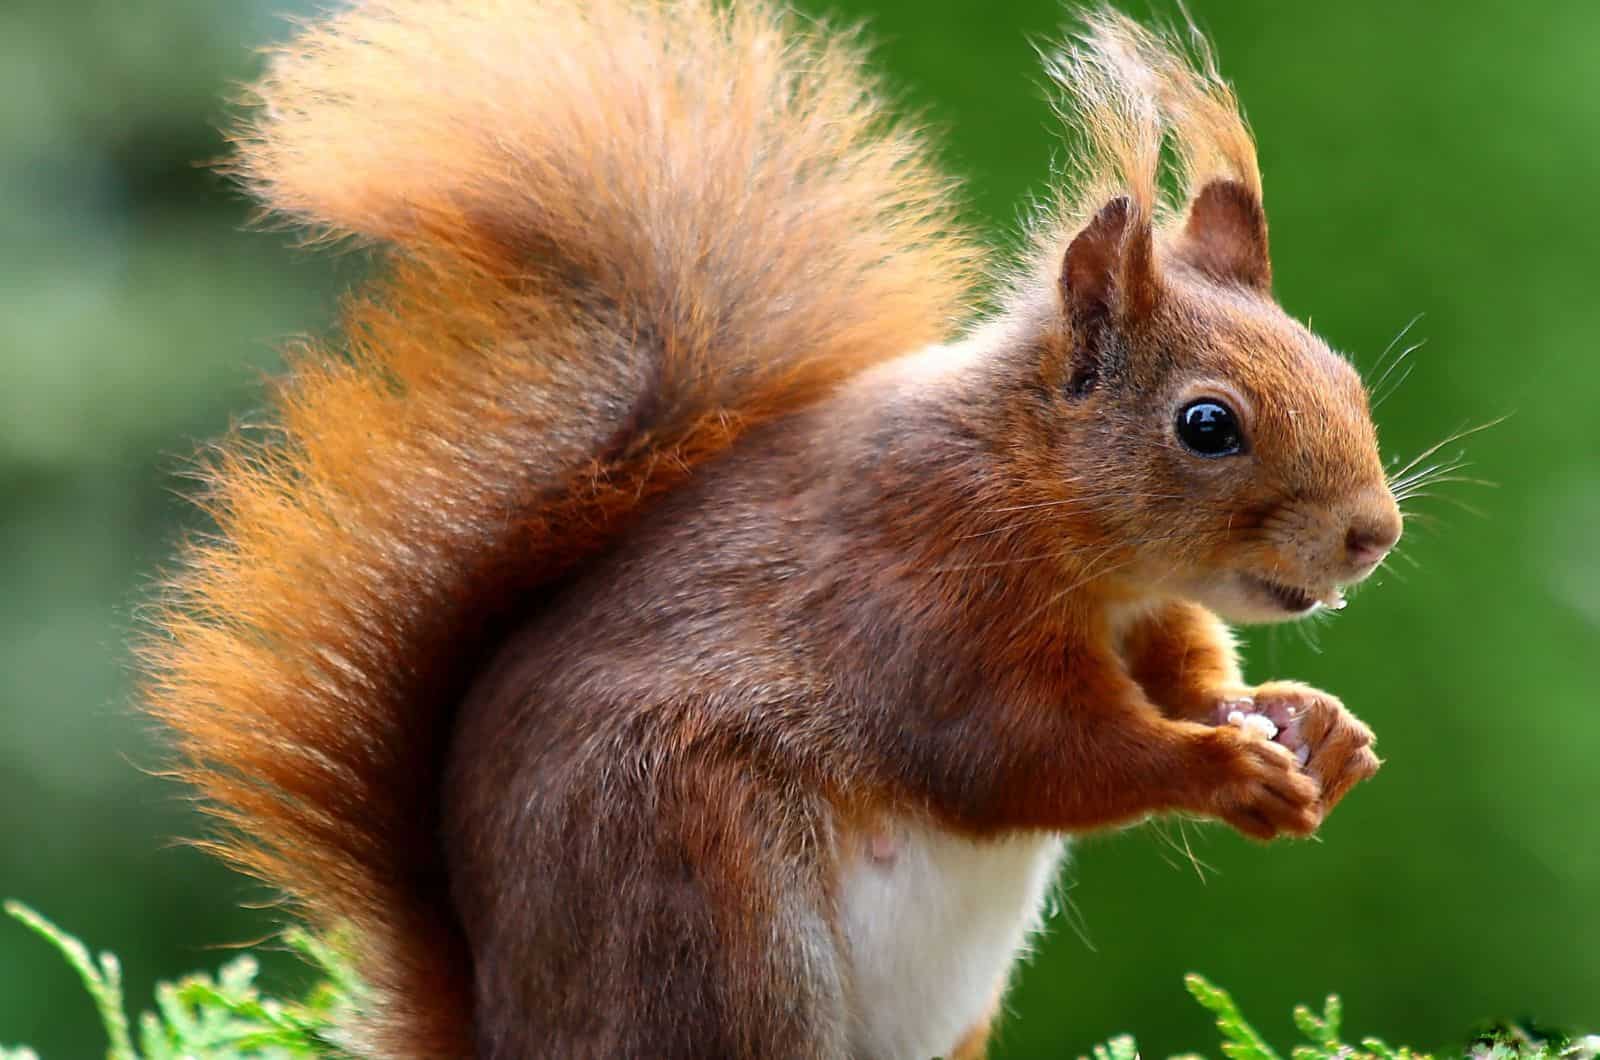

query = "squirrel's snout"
[{"left": 1343, "top": 505, "right": 1402, "bottom": 575}]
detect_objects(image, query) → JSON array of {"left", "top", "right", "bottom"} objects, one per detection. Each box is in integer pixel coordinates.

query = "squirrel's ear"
[
  {"left": 1060, "top": 196, "right": 1159, "bottom": 330},
  {"left": 1175, "top": 179, "right": 1271, "bottom": 290}
]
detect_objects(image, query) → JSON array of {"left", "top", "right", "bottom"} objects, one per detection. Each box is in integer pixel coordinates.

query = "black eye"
[{"left": 1175, "top": 399, "right": 1244, "bottom": 457}]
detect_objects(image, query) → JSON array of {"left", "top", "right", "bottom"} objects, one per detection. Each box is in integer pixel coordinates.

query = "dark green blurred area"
[{"left": 3, "top": 0, "right": 1597, "bottom": 1056}]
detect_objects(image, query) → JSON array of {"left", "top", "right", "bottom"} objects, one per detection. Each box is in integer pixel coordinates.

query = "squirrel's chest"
[{"left": 836, "top": 818, "right": 1067, "bottom": 1059}]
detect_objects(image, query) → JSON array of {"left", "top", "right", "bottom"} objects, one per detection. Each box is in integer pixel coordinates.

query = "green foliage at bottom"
[
  {"left": 3, "top": 901, "right": 1595, "bottom": 1060},
  {"left": 1, "top": 902, "right": 356, "bottom": 1060}
]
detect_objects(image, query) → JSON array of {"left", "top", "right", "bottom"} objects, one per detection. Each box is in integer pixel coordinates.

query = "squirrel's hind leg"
[{"left": 444, "top": 695, "right": 849, "bottom": 1058}]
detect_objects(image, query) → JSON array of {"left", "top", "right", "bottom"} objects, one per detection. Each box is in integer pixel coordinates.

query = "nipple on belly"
[{"left": 867, "top": 829, "right": 899, "bottom": 866}]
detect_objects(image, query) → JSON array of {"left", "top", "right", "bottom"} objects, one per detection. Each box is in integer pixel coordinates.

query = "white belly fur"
[{"left": 838, "top": 817, "right": 1067, "bottom": 1059}]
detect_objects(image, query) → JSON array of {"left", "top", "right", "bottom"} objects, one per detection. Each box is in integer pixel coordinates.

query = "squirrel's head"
[{"left": 1021, "top": 180, "right": 1401, "bottom": 624}]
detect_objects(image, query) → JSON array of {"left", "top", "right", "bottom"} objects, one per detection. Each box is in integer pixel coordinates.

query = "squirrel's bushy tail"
[{"left": 141, "top": 1, "right": 976, "bottom": 1055}]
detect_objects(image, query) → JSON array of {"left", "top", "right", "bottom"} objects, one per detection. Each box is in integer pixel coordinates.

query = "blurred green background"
[{"left": 3, "top": 0, "right": 1597, "bottom": 1055}]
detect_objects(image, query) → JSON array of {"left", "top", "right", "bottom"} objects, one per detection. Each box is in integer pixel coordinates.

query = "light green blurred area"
[{"left": 2, "top": 1, "right": 1596, "bottom": 1056}]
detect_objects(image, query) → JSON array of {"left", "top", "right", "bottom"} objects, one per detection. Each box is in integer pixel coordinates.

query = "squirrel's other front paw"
[
  {"left": 1193, "top": 725, "right": 1322, "bottom": 841},
  {"left": 1217, "top": 681, "right": 1381, "bottom": 816}
]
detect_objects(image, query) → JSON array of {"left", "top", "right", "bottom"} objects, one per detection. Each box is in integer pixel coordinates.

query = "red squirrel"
[{"left": 143, "top": 2, "right": 1402, "bottom": 1057}]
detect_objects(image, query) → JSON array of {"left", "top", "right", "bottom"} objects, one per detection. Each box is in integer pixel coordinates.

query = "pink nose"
[{"left": 1345, "top": 517, "right": 1401, "bottom": 571}]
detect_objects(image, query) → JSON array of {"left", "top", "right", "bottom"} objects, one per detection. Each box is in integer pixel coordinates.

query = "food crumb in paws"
[{"left": 1227, "top": 710, "right": 1279, "bottom": 741}]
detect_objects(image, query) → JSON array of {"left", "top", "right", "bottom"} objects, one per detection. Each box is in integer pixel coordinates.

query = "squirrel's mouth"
[{"left": 1239, "top": 574, "right": 1340, "bottom": 615}]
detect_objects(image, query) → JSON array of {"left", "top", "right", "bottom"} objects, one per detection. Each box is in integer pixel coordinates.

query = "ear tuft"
[
  {"left": 1177, "top": 179, "right": 1271, "bottom": 290},
  {"left": 1060, "top": 196, "right": 1159, "bottom": 328}
]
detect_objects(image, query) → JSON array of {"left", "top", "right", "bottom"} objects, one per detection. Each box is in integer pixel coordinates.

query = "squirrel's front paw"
[
  {"left": 1214, "top": 681, "right": 1381, "bottom": 815},
  {"left": 1193, "top": 725, "right": 1322, "bottom": 841}
]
